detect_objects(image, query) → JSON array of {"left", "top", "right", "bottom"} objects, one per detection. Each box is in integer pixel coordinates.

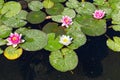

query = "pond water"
[{"left": 1, "top": 0, "right": 120, "bottom": 80}]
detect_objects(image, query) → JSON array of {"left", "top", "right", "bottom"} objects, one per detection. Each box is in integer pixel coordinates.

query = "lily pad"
[
  {"left": 46, "top": 3, "right": 64, "bottom": 15},
  {"left": 28, "top": 1, "right": 43, "bottom": 11},
  {"left": 49, "top": 48, "right": 78, "bottom": 72},
  {"left": 20, "top": 29, "right": 48, "bottom": 51},
  {"left": 43, "top": 0, "right": 54, "bottom": 9},
  {"left": 66, "top": 21, "right": 86, "bottom": 49},
  {"left": 62, "top": 8, "right": 76, "bottom": 18},
  {"left": 51, "top": 0, "right": 66, "bottom": 2},
  {"left": 66, "top": 0, "right": 79, "bottom": 9},
  {"left": 2, "top": 10, "right": 28, "bottom": 28},
  {"left": 0, "top": 25, "right": 12, "bottom": 38},
  {"left": 27, "top": 11, "right": 46, "bottom": 24},
  {"left": 1, "top": 1, "right": 21, "bottom": 17},
  {"left": 44, "top": 33, "right": 63, "bottom": 51},
  {"left": 75, "top": 2, "right": 96, "bottom": 15},
  {"left": 111, "top": 25, "right": 120, "bottom": 31},
  {"left": 0, "top": 38, "right": 6, "bottom": 46},
  {"left": 42, "top": 22, "right": 65, "bottom": 36},
  {"left": 107, "top": 36, "right": 120, "bottom": 52},
  {"left": 75, "top": 15, "right": 106, "bottom": 36},
  {"left": 0, "top": 0, "right": 4, "bottom": 9},
  {"left": 51, "top": 15, "right": 63, "bottom": 22},
  {"left": 112, "top": 9, "right": 120, "bottom": 24},
  {"left": 0, "top": 48, "right": 3, "bottom": 54},
  {"left": 4, "top": 46, "right": 23, "bottom": 60}
]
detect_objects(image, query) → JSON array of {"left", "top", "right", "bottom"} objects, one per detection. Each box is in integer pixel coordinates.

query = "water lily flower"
[
  {"left": 59, "top": 35, "right": 73, "bottom": 46},
  {"left": 61, "top": 16, "right": 73, "bottom": 28},
  {"left": 93, "top": 10, "right": 105, "bottom": 19},
  {"left": 6, "top": 32, "right": 25, "bottom": 47}
]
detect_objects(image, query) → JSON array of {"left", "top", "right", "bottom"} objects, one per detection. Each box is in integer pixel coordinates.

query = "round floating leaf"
[
  {"left": 111, "top": 2, "right": 120, "bottom": 10},
  {"left": 27, "top": 11, "right": 46, "bottom": 24},
  {"left": 4, "top": 46, "right": 23, "bottom": 60},
  {"left": 51, "top": 0, "right": 66, "bottom": 2},
  {"left": 66, "top": 0, "right": 79, "bottom": 9},
  {"left": 51, "top": 15, "right": 62, "bottom": 22},
  {"left": 107, "top": 36, "right": 120, "bottom": 52},
  {"left": 75, "top": 2, "right": 96, "bottom": 15},
  {"left": 42, "top": 22, "right": 65, "bottom": 36},
  {"left": 62, "top": 8, "right": 76, "bottom": 18},
  {"left": 0, "top": 25, "right": 12, "bottom": 38},
  {"left": 46, "top": 3, "right": 64, "bottom": 15},
  {"left": 93, "top": 0, "right": 105, "bottom": 5},
  {"left": 66, "top": 21, "right": 86, "bottom": 49},
  {"left": 43, "top": 0, "right": 54, "bottom": 9},
  {"left": 49, "top": 48, "right": 78, "bottom": 72},
  {"left": 0, "top": 48, "right": 3, "bottom": 54},
  {"left": 44, "top": 33, "right": 63, "bottom": 51},
  {"left": 75, "top": 15, "right": 106, "bottom": 36},
  {"left": 25, "top": 0, "right": 40, "bottom": 3},
  {"left": 111, "top": 25, "right": 120, "bottom": 31},
  {"left": 112, "top": 10, "right": 120, "bottom": 24},
  {"left": 0, "top": 38, "right": 6, "bottom": 46},
  {"left": 0, "top": 0, "right": 4, "bottom": 9},
  {"left": 1, "top": 1, "right": 22, "bottom": 17},
  {"left": 20, "top": 29, "right": 48, "bottom": 51},
  {"left": 28, "top": 1, "right": 43, "bottom": 11},
  {"left": 98, "top": 6, "right": 112, "bottom": 19}
]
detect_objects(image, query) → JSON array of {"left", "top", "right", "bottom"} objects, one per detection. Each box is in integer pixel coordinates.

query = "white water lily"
[{"left": 59, "top": 35, "right": 73, "bottom": 46}]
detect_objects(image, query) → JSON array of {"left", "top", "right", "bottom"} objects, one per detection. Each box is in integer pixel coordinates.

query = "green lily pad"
[
  {"left": 1, "top": 1, "right": 21, "bottom": 17},
  {"left": 0, "top": 38, "right": 6, "bottom": 46},
  {"left": 42, "top": 22, "right": 65, "bottom": 36},
  {"left": 0, "top": 48, "right": 3, "bottom": 54},
  {"left": 49, "top": 48, "right": 78, "bottom": 72},
  {"left": 111, "top": 25, "right": 120, "bottom": 31},
  {"left": 20, "top": 29, "right": 48, "bottom": 51},
  {"left": 93, "top": 0, "right": 105, "bottom": 5},
  {"left": 75, "top": 2, "right": 96, "bottom": 15},
  {"left": 66, "top": 0, "right": 79, "bottom": 9},
  {"left": 62, "top": 8, "right": 76, "bottom": 18},
  {"left": 66, "top": 21, "right": 86, "bottom": 49},
  {"left": 46, "top": 3, "right": 64, "bottom": 15},
  {"left": 75, "top": 15, "right": 106, "bottom": 36},
  {"left": 112, "top": 9, "right": 120, "bottom": 24},
  {"left": 51, "top": 0, "right": 66, "bottom": 2},
  {"left": 51, "top": 15, "right": 63, "bottom": 22},
  {"left": 43, "top": 0, "right": 54, "bottom": 9},
  {"left": 27, "top": 11, "right": 46, "bottom": 24},
  {"left": 0, "top": 0, "right": 4, "bottom": 9},
  {"left": 107, "top": 36, "right": 120, "bottom": 52},
  {"left": 4, "top": 46, "right": 23, "bottom": 60},
  {"left": 0, "top": 25, "right": 12, "bottom": 38},
  {"left": 28, "top": 1, "right": 43, "bottom": 11},
  {"left": 2, "top": 10, "right": 28, "bottom": 28},
  {"left": 44, "top": 33, "right": 63, "bottom": 51}
]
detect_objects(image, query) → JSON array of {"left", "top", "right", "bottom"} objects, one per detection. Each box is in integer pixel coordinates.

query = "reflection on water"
[{"left": 0, "top": 35, "right": 120, "bottom": 80}]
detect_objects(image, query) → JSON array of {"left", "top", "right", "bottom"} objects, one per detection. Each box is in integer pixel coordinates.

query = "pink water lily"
[
  {"left": 61, "top": 16, "right": 73, "bottom": 28},
  {"left": 93, "top": 10, "right": 105, "bottom": 19},
  {"left": 6, "top": 32, "right": 25, "bottom": 47}
]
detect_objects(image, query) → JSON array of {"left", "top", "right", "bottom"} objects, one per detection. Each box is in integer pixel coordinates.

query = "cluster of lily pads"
[{"left": 0, "top": 0, "right": 120, "bottom": 72}]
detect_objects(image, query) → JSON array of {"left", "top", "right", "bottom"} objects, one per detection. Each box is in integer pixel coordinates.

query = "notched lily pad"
[
  {"left": 46, "top": 3, "right": 64, "bottom": 15},
  {"left": 27, "top": 11, "right": 46, "bottom": 24},
  {"left": 4, "top": 46, "right": 23, "bottom": 60},
  {"left": 107, "top": 36, "right": 120, "bottom": 52},
  {"left": 20, "top": 29, "right": 48, "bottom": 51},
  {"left": 44, "top": 33, "right": 63, "bottom": 51},
  {"left": 0, "top": 25, "right": 12, "bottom": 38},
  {"left": 1, "top": 1, "right": 21, "bottom": 17},
  {"left": 43, "top": 0, "right": 54, "bottom": 9},
  {"left": 49, "top": 48, "right": 78, "bottom": 72}
]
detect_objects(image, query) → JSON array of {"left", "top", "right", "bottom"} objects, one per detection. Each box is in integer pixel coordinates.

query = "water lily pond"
[{"left": 0, "top": 0, "right": 120, "bottom": 80}]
